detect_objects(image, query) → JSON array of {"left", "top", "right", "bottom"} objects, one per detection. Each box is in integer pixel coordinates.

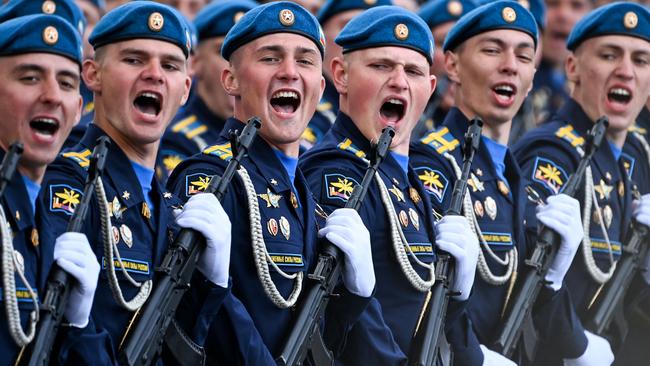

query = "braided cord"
[{"left": 237, "top": 167, "right": 302, "bottom": 309}]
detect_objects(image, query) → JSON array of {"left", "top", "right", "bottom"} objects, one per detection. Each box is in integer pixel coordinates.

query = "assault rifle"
[
  {"left": 408, "top": 117, "right": 483, "bottom": 366},
  {"left": 0, "top": 142, "right": 23, "bottom": 199},
  {"left": 277, "top": 126, "right": 395, "bottom": 366}
]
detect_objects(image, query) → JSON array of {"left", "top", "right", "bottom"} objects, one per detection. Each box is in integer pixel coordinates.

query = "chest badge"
[
  {"left": 290, "top": 192, "right": 299, "bottom": 209},
  {"left": 258, "top": 188, "right": 282, "bottom": 208},
  {"left": 120, "top": 224, "right": 133, "bottom": 248},
  {"left": 474, "top": 200, "right": 485, "bottom": 218},
  {"left": 485, "top": 196, "right": 497, "bottom": 220},
  {"left": 389, "top": 185, "right": 405, "bottom": 202},
  {"left": 112, "top": 225, "right": 120, "bottom": 244},
  {"left": 468, "top": 173, "right": 485, "bottom": 192},
  {"left": 31, "top": 228, "right": 39, "bottom": 247},
  {"left": 122, "top": 191, "right": 131, "bottom": 200},
  {"left": 142, "top": 202, "right": 151, "bottom": 220},
  {"left": 409, "top": 208, "right": 420, "bottom": 231},
  {"left": 267, "top": 218, "right": 279, "bottom": 236},
  {"left": 399, "top": 210, "right": 409, "bottom": 228},
  {"left": 279, "top": 216, "right": 291, "bottom": 240},
  {"left": 594, "top": 179, "right": 613, "bottom": 200},
  {"left": 498, "top": 180, "right": 510, "bottom": 197},
  {"left": 409, "top": 188, "right": 421, "bottom": 204}
]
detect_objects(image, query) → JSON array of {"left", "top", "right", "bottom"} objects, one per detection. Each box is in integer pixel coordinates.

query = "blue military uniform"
[{"left": 167, "top": 118, "right": 369, "bottom": 363}]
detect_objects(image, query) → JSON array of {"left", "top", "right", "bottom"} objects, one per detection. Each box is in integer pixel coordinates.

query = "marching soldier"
[
  {"left": 410, "top": 2, "right": 584, "bottom": 364},
  {"left": 167, "top": 2, "right": 375, "bottom": 363},
  {"left": 300, "top": 5, "right": 479, "bottom": 363},
  {"left": 0, "top": 14, "right": 100, "bottom": 365},
  {"left": 513, "top": 3, "right": 650, "bottom": 365},
  {"left": 158, "top": 0, "right": 257, "bottom": 179},
  {"left": 39, "top": 2, "right": 232, "bottom": 363}
]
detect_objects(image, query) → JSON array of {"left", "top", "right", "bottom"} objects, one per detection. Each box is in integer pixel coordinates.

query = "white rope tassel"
[
  {"left": 0, "top": 205, "right": 38, "bottom": 346},
  {"left": 580, "top": 165, "right": 616, "bottom": 284},
  {"left": 443, "top": 152, "right": 516, "bottom": 286},
  {"left": 237, "top": 167, "right": 302, "bottom": 309},
  {"left": 96, "top": 177, "right": 151, "bottom": 311},
  {"left": 375, "top": 173, "right": 435, "bottom": 292}
]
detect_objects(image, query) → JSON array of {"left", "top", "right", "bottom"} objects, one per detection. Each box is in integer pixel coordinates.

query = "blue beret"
[
  {"left": 477, "top": 0, "right": 545, "bottom": 31},
  {"left": 90, "top": 2, "right": 192, "bottom": 58},
  {"left": 443, "top": 0, "right": 538, "bottom": 52},
  {"left": 418, "top": 0, "right": 478, "bottom": 30},
  {"left": 0, "top": 14, "right": 82, "bottom": 66},
  {"left": 85, "top": 0, "right": 105, "bottom": 11},
  {"left": 567, "top": 2, "right": 650, "bottom": 51},
  {"left": 194, "top": 0, "right": 257, "bottom": 42},
  {"left": 335, "top": 6, "right": 434, "bottom": 64},
  {"left": 317, "top": 0, "right": 392, "bottom": 25},
  {"left": 222, "top": 2, "right": 325, "bottom": 61},
  {"left": 0, "top": 0, "right": 86, "bottom": 36}
]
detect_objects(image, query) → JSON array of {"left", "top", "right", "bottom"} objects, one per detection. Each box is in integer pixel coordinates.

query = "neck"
[
  {"left": 95, "top": 117, "right": 159, "bottom": 168},
  {"left": 267, "top": 139, "right": 299, "bottom": 157},
  {"left": 457, "top": 105, "right": 512, "bottom": 145},
  {"left": 197, "top": 82, "right": 228, "bottom": 120},
  {"left": 17, "top": 164, "right": 45, "bottom": 185},
  {"left": 607, "top": 129, "right": 627, "bottom": 149},
  {"left": 391, "top": 139, "right": 410, "bottom": 156}
]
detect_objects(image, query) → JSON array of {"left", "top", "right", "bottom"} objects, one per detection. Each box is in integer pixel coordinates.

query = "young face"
[
  {"left": 223, "top": 33, "right": 325, "bottom": 155},
  {"left": 333, "top": 46, "right": 436, "bottom": 154},
  {"left": 0, "top": 53, "right": 82, "bottom": 173},
  {"left": 322, "top": 9, "right": 361, "bottom": 80},
  {"left": 568, "top": 35, "right": 650, "bottom": 132},
  {"left": 84, "top": 39, "right": 191, "bottom": 148},
  {"left": 194, "top": 36, "right": 233, "bottom": 120},
  {"left": 542, "top": 0, "right": 592, "bottom": 66},
  {"left": 446, "top": 29, "right": 536, "bottom": 127}
]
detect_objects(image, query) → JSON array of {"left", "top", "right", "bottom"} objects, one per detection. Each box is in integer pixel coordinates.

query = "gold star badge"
[
  {"left": 502, "top": 7, "right": 517, "bottom": 23},
  {"left": 122, "top": 191, "right": 131, "bottom": 200},
  {"left": 394, "top": 23, "right": 409, "bottom": 41},
  {"left": 594, "top": 179, "right": 613, "bottom": 200},
  {"left": 42, "top": 0, "right": 56, "bottom": 14},
  {"left": 389, "top": 185, "right": 405, "bottom": 202},
  {"left": 43, "top": 26, "right": 58, "bottom": 45},
  {"left": 448, "top": 1, "right": 463, "bottom": 16},
  {"left": 258, "top": 188, "right": 282, "bottom": 208},
  {"left": 148, "top": 12, "right": 164, "bottom": 32},
  {"left": 279, "top": 9, "right": 295, "bottom": 26},
  {"left": 624, "top": 11, "right": 638, "bottom": 29}
]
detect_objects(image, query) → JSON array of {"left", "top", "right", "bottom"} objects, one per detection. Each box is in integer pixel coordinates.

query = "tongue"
[
  {"left": 271, "top": 102, "right": 295, "bottom": 114},
  {"left": 136, "top": 103, "right": 158, "bottom": 116}
]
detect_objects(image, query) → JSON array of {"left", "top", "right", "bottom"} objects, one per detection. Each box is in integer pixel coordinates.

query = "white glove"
[
  {"left": 175, "top": 193, "right": 231, "bottom": 287},
  {"left": 563, "top": 330, "right": 614, "bottom": 366},
  {"left": 535, "top": 194, "right": 583, "bottom": 291},
  {"left": 480, "top": 344, "right": 517, "bottom": 366},
  {"left": 632, "top": 193, "right": 650, "bottom": 227},
  {"left": 318, "top": 208, "right": 375, "bottom": 297},
  {"left": 54, "top": 232, "right": 100, "bottom": 328},
  {"left": 435, "top": 215, "right": 479, "bottom": 301}
]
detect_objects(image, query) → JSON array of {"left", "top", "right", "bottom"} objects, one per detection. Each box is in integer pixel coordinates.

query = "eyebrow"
[
  {"left": 12, "top": 63, "right": 80, "bottom": 81},
  {"left": 119, "top": 47, "right": 186, "bottom": 64},
  {"left": 481, "top": 37, "right": 535, "bottom": 50},
  {"left": 255, "top": 45, "right": 319, "bottom": 56}
]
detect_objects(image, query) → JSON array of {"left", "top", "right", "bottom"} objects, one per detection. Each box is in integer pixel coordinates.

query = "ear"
[
  {"left": 331, "top": 57, "right": 348, "bottom": 95},
  {"left": 73, "top": 93, "right": 83, "bottom": 127},
  {"left": 565, "top": 52, "right": 579, "bottom": 84},
  {"left": 221, "top": 65, "right": 239, "bottom": 97},
  {"left": 82, "top": 58, "right": 101, "bottom": 94},
  {"left": 444, "top": 50, "right": 460, "bottom": 84},
  {"left": 429, "top": 73, "right": 437, "bottom": 99},
  {"left": 180, "top": 75, "right": 192, "bottom": 106}
]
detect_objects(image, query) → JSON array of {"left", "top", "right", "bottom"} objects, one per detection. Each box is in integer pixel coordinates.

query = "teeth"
[
  {"left": 32, "top": 118, "right": 57, "bottom": 125},
  {"left": 609, "top": 88, "right": 630, "bottom": 97},
  {"left": 139, "top": 92, "right": 160, "bottom": 101},
  {"left": 495, "top": 85, "right": 514, "bottom": 93},
  {"left": 387, "top": 98, "right": 404, "bottom": 105},
  {"left": 272, "top": 91, "right": 298, "bottom": 99}
]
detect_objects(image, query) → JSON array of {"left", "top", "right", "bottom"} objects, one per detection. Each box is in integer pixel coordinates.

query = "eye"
[
  {"left": 297, "top": 58, "right": 314, "bottom": 66},
  {"left": 370, "top": 63, "right": 389, "bottom": 70},
  {"left": 634, "top": 56, "right": 650, "bottom": 67},
  {"left": 600, "top": 52, "right": 616, "bottom": 61},
  {"left": 260, "top": 56, "right": 280, "bottom": 63},
  {"left": 123, "top": 57, "right": 141, "bottom": 65},
  {"left": 517, "top": 53, "right": 534, "bottom": 63},
  {"left": 482, "top": 47, "right": 500, "bottom": 55},
  {"left": 19, "top": 75, "right": 39, "bottom": 84},
  {"left": 162, "top": 63, "right": 180, "bottom": 71},
  {"left": 406, "top": 67, "right": 425, "bottom": 77}
]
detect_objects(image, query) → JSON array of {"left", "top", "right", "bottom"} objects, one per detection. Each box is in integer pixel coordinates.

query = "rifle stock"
[
  {"left": 277, "top": 127, "right": 395, "bottom": 366},
  {"left": 493, "top": 117, "right": 609, "bottom": 357}
]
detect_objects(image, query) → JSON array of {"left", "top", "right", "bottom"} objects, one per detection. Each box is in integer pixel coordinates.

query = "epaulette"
[
  {"left": 419, "top": 127, "right": 459, "bottom": 154},
  {"left": 171, "top": 115, "right": 207, "bottom": 140},
  {"left": 555, "top": 124, "right": 585, "bottom": 149},
  {"left": 61, "top": 148, "right": 92, "bottom": 170},
  {"left": 337, "top": 138, "right": 367, "bottom": 159},
  {"left": 203, "top": 142, "right": 232, "bottom": 161},
  {"left": 83, "top": 101, "right": 94, "bottom": 115},
  {"left": 301, "top": 127, "right": 317, "bottom": 144},
  {"left": 629, "top": 123, "right": 647, "bottom": 135},
  {"left": 316, "top": 101, "right": 332, "bottom": 112}
]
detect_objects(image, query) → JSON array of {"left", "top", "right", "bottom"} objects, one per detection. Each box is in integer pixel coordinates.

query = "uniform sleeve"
[
  {"left": 157, "top": 132, "right": 196, "bottom": 182},
  {"left": 445, "top": 309, "right": 483, "bottom": 366},
  {"left": 55, "top": 320, "right": 116, "bottom": 366},
  {"left": 409, "top": 146, "right": 455, "bottom": 216}
]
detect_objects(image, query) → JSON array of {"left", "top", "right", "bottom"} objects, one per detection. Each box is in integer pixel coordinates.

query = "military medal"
[
  {"left": 112, "top": 226, "right": 120, "bottom": 244},
  {"left": 142, "top": 202, "right": 151, "bottom": 219},
  {"left": 389, "top": 185, "right": 405, "bottom": 202},
  {"left": 474, "top": 200, "right": 484, "bottom": 218},
  {"left": 31, "top": 228, "right": 39, "bottom": 247},
  {"left": 279, "top": 216, "right": 291, "bottom": 240},
  {"left": 595, "top": 179, "right": 613, "bottom": 200},
  {"left": 409, "top": 208, "right": 420, "bottom": 231},
  {"left": 258, "top": 188, "right": 282, "bottom": 208},
  {"left": 468, "top": 173, "right": 484, "bottom": 192},
  {"left": 399, "top": 210, "right": 409, "bottom": 228},
  {"left": 120, "top": 224, "right": 133, "bottom": 248},
  {"left": 603, "top": 205, "right": 613, "bottom": 229},
  {"left": 498, "top": 180, "right": 510, "bottom": 197},
  {"left": 267, "top": 218, "right": 278, "bottom": 236},
  {"left": 13, "top": 250, "right": 24, "bottom": 273},
  {"left": 290, "top": 192, "right": 299, "bottom": 209},
  {"left": 618, "top": 181, "right": 624, "bottom": 197},
  {"left": 409, "top": 188, "right": 421, "bottom": 204},
  {"left": 485, "top": 196, "right": 497, "bottom": 220},
  {"left": 112, "top": 196, "right": 123, "bottom": 220}
]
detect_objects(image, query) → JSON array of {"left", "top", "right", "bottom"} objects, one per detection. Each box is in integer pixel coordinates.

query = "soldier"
[
  {"left": 300, "top": 0, "right": 391, "bottom": 151},
  {"left": 410, "top": 2, "right": 584, "bottom": 365},
  {"left": 158, "top": 0, "right": 257, "bottom": 179},
  {"left": 0, "top": 14, "right": 100, "bottom": 365},
  {"left": 38, "top": 2, "right": 232, "bottom": 363},
  {"left": 167, "top": 2, "right": 375, "bottom": 363},
  {"left": 299, "top": 5, "right": 479, "bottom": 363},
  {"left": 513, "top": 3, "right": 650, "bottom": 365}
]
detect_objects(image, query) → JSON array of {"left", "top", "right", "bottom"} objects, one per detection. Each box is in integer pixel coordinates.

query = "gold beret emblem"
[
  {"left": 364, "top": 0, "right": 377, "bottom": 5},
  {"left": 518, "top": 0, "right": 530, "bottom": 10},
  {"left": 624, "top": 11, "right": 638, "bottom": 30},
  {"left": 42, "top": 0, "right": 56, "bottom": 14},
  {"left": 502, "top": 7, "right": 517, "bottom": 23},
  {"left": 447, "top": 1, "right": 463, "bottom": 17},
  {"left": 148, "top": 12, "right": 164, "bottom": 32},
  {"left": 43, "top": 26, "right": 59, "bottom": 45},
  {"left": 279, "top": 9, "right": 295, "bottom": 26},
  {"left": 234, "top": 11, "right": 245, "bottom": 24},
  {"left": 394, "top": 23, "right": 409, "bottom": 41}
]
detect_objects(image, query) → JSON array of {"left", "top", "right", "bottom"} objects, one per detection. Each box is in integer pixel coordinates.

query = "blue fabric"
[
  {"left": 335, "top": 5, "right": 435, "bottom": 64},
  {"left": 482, "top": 135, "right": 511, "bottom": 193},
  {"left": 0, "top": 0, "right": 86, "bottom": 35},
  {"left": 389, "top": 151, "right": 409, "bottom": 175},
  {"left": 272, "top": 149, "right": 299, "bottom": 186},
  {"left": 609, "top": 140, "right": 622, "bottom": 162},
  {"left": 0, "top": 14, "right": 82, "bottom": 65},
  {"left": 567, "top": 2, "right": 650, "bottom": 51},
  {"left": 221, "top": 1, "right": 325, "bottom": 61},
  {"left": 20, "top": 175, "right": 40, "bottom": 215},
  {"left": 89, "top": 1, "right": 192, "bottom": 58},
  {"left": 418, "top": 0, "right": 478, "bottom": 29},
  {"left": 130, "top": 160, "right": 156, "bottom": 220},
  {"left": 477, "top": 0, "right": 546, "bottom": 31},
  {"left": 194, "top": 0, "right": 257, "bottom": 41},
  {"left": 443, "top": 0, "right": 538, "bottom": 51},
  {"left": 317, "top": 0, "right": 392, "bottom": 24}
]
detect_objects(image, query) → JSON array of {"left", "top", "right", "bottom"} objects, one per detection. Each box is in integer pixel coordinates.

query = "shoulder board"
[
  {"left": 316, "top": 101, "right": 332, "bottom": 112},
  {"left": 203, "top": 142, "right": 232, "bottom": 161},
  {"left": 337, "top": 138, "right": 366, "bottom": 159},
  {"left": 554, "top": 124, "right": 585, "bottom": 149},
  {"left": 61, "top": 149, "right": 92, "bottom": 170},
  {"left": 419, "top": 127, "right": 459, "bottom": 154},
  {"left": 629, "top": 123, "right": 647, "bottom": 135},
  {"left": 83, "top": 101, "right": 94, "bottom": 115},
  {"left": 301, "top": 127, "right": 317, "bottom": 144},
  {"left": 171, "top": 115, "right": 207, "bottom": 139}
]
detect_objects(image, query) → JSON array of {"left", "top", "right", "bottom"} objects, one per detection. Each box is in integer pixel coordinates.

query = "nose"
[
  {"left": 40, "top": 76, "right": 63, "bottom": 105},
  {"left": 142, "top": 60, "right": 164, "bottom": 84},
  {"left": 615, "top": 55, "right": 634, "bottom": 81},
  {"left": 388, "top": 67, "right": 408, "bottom": 91},
  {"left": 499, "top": 51, "right": 518, "bottom": 76},
  {"left": 276, "top": 58, "right": 299, "bottom": 82}
]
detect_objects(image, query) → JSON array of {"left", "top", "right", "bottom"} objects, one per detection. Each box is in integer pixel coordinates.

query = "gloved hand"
[
  {"left": 175, "top": 193, "right": 231, "bottom": 287},
  {"left": 535, "top": 194, "right": 583, "bottom": 291},
  {"left": 435, "top": 215, "right": 478, "bottom": 301},
  {"left": 318, "top": 208, "right": 374, "bottom": 297},
  {"left": 563, "top": 330, "right": 614, "bottom": 366},
  {"left": 633, "top": 193, "right": 650, "bottom": 227},
  {"left": 54, "top": 232, "right": 100, "bottom": 328},
  {"left": 480, "top": 344, "right": 517, "bottom": 366}
]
